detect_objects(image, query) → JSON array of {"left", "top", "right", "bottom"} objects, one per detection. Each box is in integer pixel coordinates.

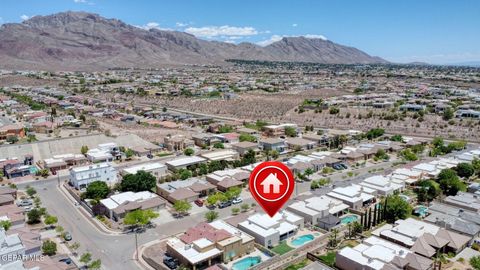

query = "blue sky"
[{"left": 1, "top": 0, "right": 479, "bottom": 64}]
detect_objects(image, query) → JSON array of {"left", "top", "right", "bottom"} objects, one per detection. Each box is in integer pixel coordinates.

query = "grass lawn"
[
  {"left": 318, "top": 251, "right": 336, "bottom": 267},
  {"left": 284, "top": 259, "right": 310, "bottom": 270},
  {"left": 271, "top": 241, "right": 294, "bottom": 255}
]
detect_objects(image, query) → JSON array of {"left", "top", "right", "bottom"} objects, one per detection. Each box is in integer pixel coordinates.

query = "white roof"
[
  {"left": 338, "top": 247, "right": 385, "bottom": 270},
  {"left": 200, "top": 150, "right": 238, "bottom": 161},
  {"left": 122, "top": 162, "right": 166, "bottom": 174},
  {"left": 412, "top": 163, "right": 437, "bottom": 172},
  {"left": 393, "top": 168, "right": 422, "bottom": 178},
  {"left": 304, "top": 196, "right": 349, "bottom": 215},
  {"left": 380, "top": 218, "right": 440, "bottom": 247},
  {"left": 71, "top": 162, "right": 111, "bottom": 173},
  {"left": 166, "top": 156, "right": 206, "bottom": 167},
  {"left": 100, "top": 191, "right": 158, "bottom": 210},
  {"left": 167, "top": 237, "right": 222, "bottom": 264},
  {"left": 327, "top": 185, "right": 375, "bottom": 203},
  {"left": 193, "top": 238, "right": 213, "bottom": 249}
]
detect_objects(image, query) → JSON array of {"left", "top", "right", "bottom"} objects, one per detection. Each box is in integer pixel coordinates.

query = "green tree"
[
  {"left": 89, "top": 259, "right": 102, "bottom": 270},
  {"left": 456, "top": 162, "right": 475, "bottom": 178},
  {"left": 0, "top": 220, "right": 11, "bottom": 231},
  {"left": 399, "top": 149, "right": 418, "bottom": 161},
  {"left": 205, "top": 211, "right": 219, "bottom": 222},
  {"left": 225, "top": 187, "right": 241, "bottom": 200},
  {"left": 120, "top": 171, "right": 156, "bottom": 192},
  {"left": 27, "top": 209, "right": 42, "bottom": 224},
  {"left": 44, "top": 215, "right": 58, "bottom": 226},
  {"left": 26, "top": 186, "right": 37, "bottom": 197},
  {"left": 178, "top": 169, "right": 192, "bottom": 180},
  {"left": 415, "top": 180, "right": 441, "bottom": 203},
  {"left": 85, "top": 181, "right": 110, "bottom": 200},
  {"left": 81, "top": 145, "right": 89, "bottom": 155},
  {"left": 284, "top": 126, "right": 297, "bottom": 137},
  {"left": 213, "top": 142, "right": 225, "bottom": 149},
  {"left": 6, "top": 136, "right": 18, "bottom": 144},
  {"left": 183, "top": 148, "right": 194, "bottom": 156},
  {"left": 383, "top": 195, "right": 412, "bottom": 223},
  {"left": 42, "top": 240, "right": 57, "bottom": 256},
  {"left": 241, "top": 203, "right": 250, "bottom": 212},
  {"left": 471, "top": 256, "right": 480, "bottom": 270},
  {"left": 437, "top": 169, "right": 466, "bottom": 196},
  {"left": 390, "top": 135, "right": 403, "bottom": 142},
  {"left": 232, "top": 207, "right": 240, "bottom": 215},
  {"left": 443, "top": 107, "right": 454, "bottom": 121},
  {"left": 124, "top": 148, "right": 134, "bottom": 159},
  {"left": 80, "top": 252, "right": 92, "bottom": 265},
  {"left": 124, "top": 209, "right": 159, "bottom": 227},
  {"left": 239, "top": 133, "right": 257, "bottom": 142},
  {"left": 173, "top": 200, "right": 191, "bottom": 215}
]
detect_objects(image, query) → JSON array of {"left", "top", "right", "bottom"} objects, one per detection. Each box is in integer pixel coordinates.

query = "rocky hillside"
[{"left": 0, "top": 11, "right": 387, "bottom": 70}]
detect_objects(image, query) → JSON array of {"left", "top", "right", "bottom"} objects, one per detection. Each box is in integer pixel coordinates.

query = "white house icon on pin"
[{"left": 260, "top": 173, "right": 283, "bottom": 194}]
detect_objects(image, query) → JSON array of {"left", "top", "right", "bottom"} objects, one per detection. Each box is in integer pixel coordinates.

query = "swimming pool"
[
  {"left": 232, "top": 256, "right": 261, "bottom": 270},
  {"left": 415, "top": 205, "right": 428, "bottom": 217},
  {"left": 399, "top": 194, "right": 410, "bottom": 202},
  {"left": 341, "top": 215, "right": 358, "bottom": 224},
  {"left": 290, "top": 234, "right": 314, "bottom": 247},
  {"left": 29, "top": 166, "right": 39, "bottom": 174}
]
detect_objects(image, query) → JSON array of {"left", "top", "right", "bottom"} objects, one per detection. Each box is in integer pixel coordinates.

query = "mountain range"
[{"left": 0, "top": 11, "right": 387, "bottom": 71}]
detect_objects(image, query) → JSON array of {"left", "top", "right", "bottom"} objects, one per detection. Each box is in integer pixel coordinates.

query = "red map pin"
[{"left": 249, "top": 161, "right": 295, "bottom": 217}]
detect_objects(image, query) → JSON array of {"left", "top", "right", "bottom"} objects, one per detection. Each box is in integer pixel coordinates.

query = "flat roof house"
[
  {"left": 121, "top": 162, "right": 167, "bottom": 178},
  {"left": 443, "top": 192, "right": 480, "bottom": 212},
  {"left": 166, "top": 156, "right": 207, "bottom": 171},
  {"left": 231, "top": 141, "right": 258, "bottom": 156},
  {"left": 200, "top": 150, "right": 239, "bottom": 162},
  {"left": 327, "top": 185, "right": 376, "bottom": 211},
  {"left": 237, "top": 211, "right": 303, "bottom": 248},
  {"left": 259, "top": 138, "right": 286, "bottom": 153},
  {"left": 69, "top": 163, "right": 117, "bottom": 190},
  {"left": 360, "top": 176, "right": 404, "bottom": 196},
  {"left": 287, "top": 196, "right": 348, "bottom": 229},
  {"left": 336, "top": 236, "right": 433, "bottom": 270}
]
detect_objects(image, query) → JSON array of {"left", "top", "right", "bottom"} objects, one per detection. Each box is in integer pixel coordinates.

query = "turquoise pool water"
[
  {"left": 415, "top": 205, "right": 428, "bottom": 217},
  {"left": 232, "top": 256, "right": 261, "bottom": 270},
  {"left": 29, "top": 166, "right": 39, "bottom": 174},
  {"left": 290, "top": 234, "right": 314, "bottom": 247},
  {"left": 341, "top": 215, "right": 358, "bottom": 224}
]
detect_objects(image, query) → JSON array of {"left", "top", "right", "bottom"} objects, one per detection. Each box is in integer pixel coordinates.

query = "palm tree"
[{"left": 328, "top": 228, "right": 339, "bottom": 248}]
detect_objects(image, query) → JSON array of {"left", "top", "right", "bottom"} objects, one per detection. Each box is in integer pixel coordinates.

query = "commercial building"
[{"left": 69, "top": 163, "right": 117, "bottom": 190}]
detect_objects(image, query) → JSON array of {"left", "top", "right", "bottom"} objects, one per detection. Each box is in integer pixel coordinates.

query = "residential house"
[
  {"left": 99, "top": 191, "right": 166, "bottom": 221},
  {"left": 69, "top": 163, "right": 117, "bottom": 190}
]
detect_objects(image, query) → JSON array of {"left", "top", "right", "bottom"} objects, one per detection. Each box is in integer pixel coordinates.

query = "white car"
[{"left": 232, "top": 197, "right": 243, "bottom": 204}]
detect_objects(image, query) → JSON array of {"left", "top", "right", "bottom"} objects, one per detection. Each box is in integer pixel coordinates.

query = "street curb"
[{"left": 57, "top": 184, "right": 124, "bottom": 236}]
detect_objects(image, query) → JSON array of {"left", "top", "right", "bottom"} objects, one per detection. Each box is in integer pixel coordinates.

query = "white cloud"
[
  {"left": 73, "top": 0, "right": 87, "bottom": 2},
  {"left": 185, "top": 25, "right": 258, "bottom": 38},
  {"left": 256, "top": 35, "right": 284, "bottom": 46},
  {"left": 304, "top": 34, "right": 327, "bottom": 40},
  {"left": 257, "top": 34, "right": 328, "bottom": 46},
  {"left": 292, "top": 23, "right": 298, "bottom": 27},
  {"left": 175, "top": 22, "right": 188, "bottom": 27},
  {"left": 136, "top": 22, "right": 171, "bottom": 31},
  {"left": 20, "top": 15, "right": 30, "bottom": 21}
]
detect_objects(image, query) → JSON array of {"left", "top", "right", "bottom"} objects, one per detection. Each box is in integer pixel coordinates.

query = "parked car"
[
  {"left": 232, "top": 197, "right": 243, "bottom": 204},
  {"left": 218, "top": 201, "right": 232, "bottom": 209},
  {"left": 163, "top": 256, "right": 178, "bottom": 269},
  {"left": 17, "top": 200, "right": 33, "bottom": 207},
  {"left": 59, "top": 258, "right": 72, "bottom": 265},
  {"left": 63, "top": 232, "right": 72, "bottom": 241},
  {"left": 206, "top": 204, "right": 216, "bottom": 210},
  {"left": 194, "top": 199, "right": 204, "bottom": 207}
]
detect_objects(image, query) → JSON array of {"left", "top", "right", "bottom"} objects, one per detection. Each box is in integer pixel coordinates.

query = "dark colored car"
[
  {"left": 194, "top": 199, "right": 204, "bottom": 207},
  {"left": 59, "top": 258, "right": 72, "bottom": 265},
  {"left": 163, "top": 256, "right": 178, "bottom": 269},
  {"left": 218, "top": 201, "right": 232, "bottom": 209}
]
